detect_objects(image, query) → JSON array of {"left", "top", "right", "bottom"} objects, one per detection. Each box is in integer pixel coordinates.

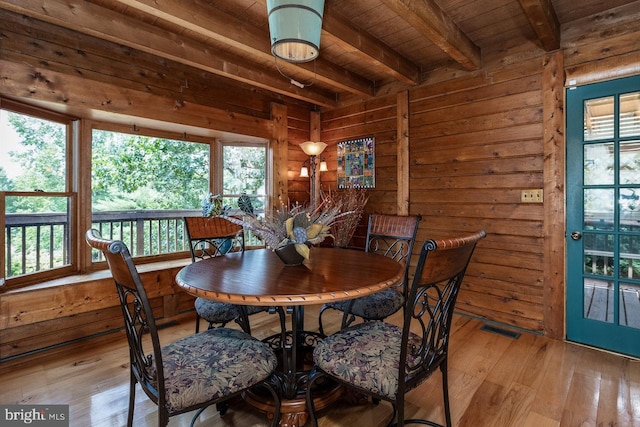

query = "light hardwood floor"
[{"left": 1, "top": 306, "right": 639, "bottom": 427}]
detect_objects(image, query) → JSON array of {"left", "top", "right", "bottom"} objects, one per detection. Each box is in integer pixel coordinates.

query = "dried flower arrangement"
[
  {"left": 223, "top": 198, "right": 351, "bottom": 260},
  {"left": 321, "top": 187, "right": 369, "bottom": 248}
]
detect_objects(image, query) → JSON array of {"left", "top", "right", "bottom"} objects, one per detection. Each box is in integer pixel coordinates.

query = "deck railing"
[{"left": 4, "top": 210, "right": 263, "bottom": 277}]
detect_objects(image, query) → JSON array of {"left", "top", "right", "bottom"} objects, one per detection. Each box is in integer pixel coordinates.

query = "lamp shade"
[
  {"left": 299, "top": 141, "right": 327, "bottom": 156},
  {"left": 300, "top": 166, "right": 309, "bottom": 177},
  {"left": 267, "top": 0, "right": 325, "bottom": 63}
]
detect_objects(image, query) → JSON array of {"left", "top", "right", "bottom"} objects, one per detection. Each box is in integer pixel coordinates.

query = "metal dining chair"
[
  {"left": 184, "top": 216, "right": 269, "bottom": 334},
  {"left": 86, "top": 229, "right": 280, "bottom": 427},
  {"left": 307, "top": 230, "right": 486, "bottom": 427},
  {"left": 318, "top": 214, "right": 422, "bottom": 336}
]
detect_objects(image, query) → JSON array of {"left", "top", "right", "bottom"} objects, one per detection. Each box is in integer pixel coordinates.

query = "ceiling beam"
[
  {"left": 380, "top": 0, "right": 481, "bottom": 71},
  {"left": 517, "top": 0, "right": 561, "bottom": 51},
  {"left": 321, "top": 9, "right": 421, "bottom": 85},
  {"left": 0, "top": 0, "right": 339, "bottom": 107},
  {"left": 109, "top": 0, "right": 374, "bottom": 98}
]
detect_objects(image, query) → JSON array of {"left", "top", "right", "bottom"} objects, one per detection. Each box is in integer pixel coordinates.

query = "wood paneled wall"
[
  {"left": 0, "top": 261, "right": 194, "bottom": 360},
  {"left": 408, "top": 58, "right": 547, "bottom": 332},
  {"left": 320, "top": 95, "right": 400, "bottom": 214},
  {"left": 0, "top": 8, "right": 313, "bottom": 360},
  {"left": 2, "top": 4, "right": 640, "bottom": 359}
]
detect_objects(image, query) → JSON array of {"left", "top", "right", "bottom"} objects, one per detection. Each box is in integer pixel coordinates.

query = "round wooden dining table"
[{"left": 175, "top": 246, "right": 404, "bottom": 426}]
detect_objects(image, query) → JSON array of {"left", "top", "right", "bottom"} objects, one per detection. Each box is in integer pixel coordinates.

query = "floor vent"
[{"left": 480, "top": 324, "right": 521, "bottom": 339}]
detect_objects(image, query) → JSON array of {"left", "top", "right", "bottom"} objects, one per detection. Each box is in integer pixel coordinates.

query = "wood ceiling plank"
[
  {"left": 380, "top": 0, "right": 481, "bottom": 71},
  {"left": 517, "top": 0, "right": 561, "bottom": 51},
  {"left": 0, "top": 0, "right": 338, "bottom": 107},
  {"left": 321, "top": 7, "right": 420, "bottom": 85},
  {"left": 110, "top": 0, "right": 374, "bottom": 98}
]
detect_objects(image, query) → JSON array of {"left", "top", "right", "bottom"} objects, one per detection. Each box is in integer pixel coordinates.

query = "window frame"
[
  {"left": 0, "top": 99, "right": 273, "bottom": 289},
  {"left": 0, "top": 98, "right": 79, "bottom": 289},
  {"left": 87, "top": 121, "right": 215, "bottom": 268}
]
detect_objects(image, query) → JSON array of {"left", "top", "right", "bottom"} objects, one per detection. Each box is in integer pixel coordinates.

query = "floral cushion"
[
  {"left": 154, "top": 327, "right": 277, "bottom": 413},
  {"left": 314, "top": 321, "right": 421, "bottom": 400},
  {"left": 326, "top": 288, "right": 404, "bottom": 320},
  {"left": 194, "top": 297, "right": 266, "bottom": 323}
]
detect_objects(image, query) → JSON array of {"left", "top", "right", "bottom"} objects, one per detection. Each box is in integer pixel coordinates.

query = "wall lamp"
[{"left": 299, "top": 141, "right": 327, "bottom": 207}]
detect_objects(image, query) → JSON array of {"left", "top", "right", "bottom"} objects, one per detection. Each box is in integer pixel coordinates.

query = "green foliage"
[
  {"left": 223, "top": 146, "right": 265, "bottom": 196},
  {"left": 91, "top": 130, "right": 210, "bottom": 210},
  {"left": 4, "top": 113, "right": 67, "bottom": 212}
]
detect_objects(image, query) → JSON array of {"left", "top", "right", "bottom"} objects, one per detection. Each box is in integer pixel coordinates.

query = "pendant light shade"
[{"left": 267, "top": 0, "right": 325, "bottom": 63}]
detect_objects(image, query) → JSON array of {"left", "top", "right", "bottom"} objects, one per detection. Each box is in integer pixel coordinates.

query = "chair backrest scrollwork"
[
  {"left": 184, "top": 216, "right": 245, "bottom": 262},
  {"left": 85, "top": 229, "right": 164, "bottom": 405},
  {"left": 365, "top": 214, "right": 422, "bottom": 297},
  {"left": 399, "top": 230, "right": 486, "bottom": 394}
]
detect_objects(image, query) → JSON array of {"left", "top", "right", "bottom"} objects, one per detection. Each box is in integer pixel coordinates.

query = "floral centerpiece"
[{"left": 223, "top": 199, "right": 351, "bottom": 264}]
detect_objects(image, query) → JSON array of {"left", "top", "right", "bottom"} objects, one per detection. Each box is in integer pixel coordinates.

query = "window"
[
  {"left": 218, "top": 141, "right": 268, "bottom": 247},
  {"left": 91, "top": 127, "right": 210, "bottom": 261},
  {"left": 219, "top": 142, "right": 267, "bottom": 213},
  {"left": 1, "top": 98, "right": 271, "bottom": 286},
  {"left": 1, "top": 99, "right": 76, "bottom": 287}
]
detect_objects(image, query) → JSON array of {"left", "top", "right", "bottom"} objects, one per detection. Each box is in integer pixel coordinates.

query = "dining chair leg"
[
  {"left": 127, "top": 372, "right": 136, "bottom": 427},
  {"left": 441, "top": 362, "right": 452, "bottom": 427},
  {"left": 317, "top": 305, "right": 329, "bottom": 337},
  {"left": 194, "top": 313, "right": 202, "bottom": 333},
  {"left": 305, "top": 368, "right": 324, "bottom": 427},
  {"left": 235, "top": 306, "right": 252, "bottom": 334},
  {"left": 189, "top": 406, "right": 208, "bottom": 427},
  {"left": 262, "top": 379, "right": 282, "bottom": 427}
]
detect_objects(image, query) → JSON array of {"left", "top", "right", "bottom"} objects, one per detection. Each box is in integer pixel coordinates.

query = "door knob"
[{"left": 570, "top": 231, "right": 582, "bottom": 241}]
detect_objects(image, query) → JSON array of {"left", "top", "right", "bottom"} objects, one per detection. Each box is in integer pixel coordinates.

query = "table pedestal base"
[{"left": 243, "top": 382, "right": 342, "bottom": 427}]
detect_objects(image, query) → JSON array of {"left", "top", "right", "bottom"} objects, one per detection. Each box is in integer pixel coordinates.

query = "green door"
[{"left": 566, "top": 75, "right": 640, "bottom": 358}]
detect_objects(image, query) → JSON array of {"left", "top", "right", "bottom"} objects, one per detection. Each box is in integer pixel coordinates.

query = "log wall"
[
  {"left": 408, "top": 57, "right": 546, "bottom": 332},
  {"left": 2, "top": 4, "right": 640, "bottom": 359},
  {"left": 0, "top": 9, "right": 312, "bottom": 360}
]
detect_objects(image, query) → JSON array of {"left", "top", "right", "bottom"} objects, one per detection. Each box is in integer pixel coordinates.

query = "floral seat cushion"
[
  {"left": 314, "top": 321, "right": 421, "bottom": 400},
  {"left": 154, "top": 327, "right": 277, "bottom": 413},
  {"left": 194, "top": 297, "right": 265, "bottom": 324},
  {"left": 325, "top": 288, "right": 404, "bottom": 320}
]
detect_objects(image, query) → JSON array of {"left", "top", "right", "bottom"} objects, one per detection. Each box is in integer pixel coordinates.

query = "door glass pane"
[
  {"left": 620, "top": 283, "right": 640, "bottom": 329},
  {"left": 583, "top": 233, "right": 614, "bottom": 277},
  {"left": 620, "top": 93, "right": 640, "bottom": 137},
  {"left": 584, "top": 278, "right": 614, "bottom": 323},
  {"left": 584, "top": 97, "right": 614, "bottom": 141},
  {"left": 584, "top": 189, "right": 614, "bottom": 230},
  {"left": 620, "top": 141, "right": 640, "bottom": 185},
  {"left": 619, "top": 236, "right": 640, "bottom": 279},
  {"left": 584, "top": 143, "right": 614, "bottom": 185},
  {"left": 620, "top": 188, "right": 640, "bottom": 231}
]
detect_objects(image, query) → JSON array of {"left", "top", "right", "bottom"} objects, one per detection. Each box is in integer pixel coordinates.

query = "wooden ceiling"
[{"left": 1, "top": 0, "right": 638, "bottom": 110}]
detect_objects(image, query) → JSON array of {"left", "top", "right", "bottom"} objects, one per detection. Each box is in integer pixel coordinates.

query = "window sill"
[{"left": 1, "top": 258, "right": 192, "bottom": 295}]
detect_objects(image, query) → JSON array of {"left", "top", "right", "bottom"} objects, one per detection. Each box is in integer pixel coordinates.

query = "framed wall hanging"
[{"left": 337, "top": 136, "right": 375, "bottom": 188}]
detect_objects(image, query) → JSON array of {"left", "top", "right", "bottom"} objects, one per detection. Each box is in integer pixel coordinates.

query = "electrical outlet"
[{"left": 521, "top": 189, "right": 543, "bottom": 203}]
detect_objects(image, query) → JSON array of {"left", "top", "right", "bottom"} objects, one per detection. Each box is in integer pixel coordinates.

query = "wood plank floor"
[{"left": 1, "top": 306, "right": 639, "bottom": 426}]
